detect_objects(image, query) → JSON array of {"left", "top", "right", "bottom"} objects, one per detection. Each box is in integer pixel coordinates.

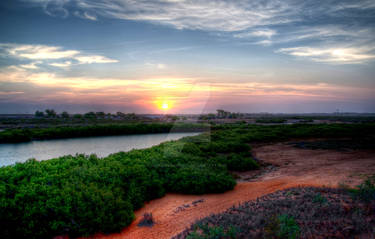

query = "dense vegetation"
[
  {"left": 214, "top": 122, "right": 375, "bottom": 143},
  {"left": 0, "top": 123, "right": 208, "bottom": 143},
  {"left": 0, "top": 127, "right": 258, "bottom": 238},
  {"left": 174, "top": 183, "right": 375, "bottom": 239},
  {"left": 1, "top": 123, "right": 375, "bottom": 238},
  {"left": 255, "top": 118, "right": 287, "bottom": 123}
]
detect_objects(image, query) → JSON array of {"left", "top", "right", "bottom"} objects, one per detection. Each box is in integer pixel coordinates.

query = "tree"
[
  {"left": 84, "top": 112, "right": 96, "bottom": 119},
  {"left": 96, "top": 112, "right": 105, "bottom": 118},
  {"left": 217, "top": 109, "right": 230, "bottom": 118},
  {"left": 45, "top": 109, "right": 57, "bottom": 118},
  {"left": 34, "top": 110, "right": 44, "bottom": 117},
  {"left": 116, "top": 112, "right": 126, "bottom": 118},
  {"left": 61, "top": 111, "right": 69, "bottom": 118},
  {"left": 73, "top": 114, "right": 83, "bottom": 119}
]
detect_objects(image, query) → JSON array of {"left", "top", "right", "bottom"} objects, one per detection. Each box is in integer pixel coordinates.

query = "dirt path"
[{"left": 87, "top": 142, "right": 375, "bottom": 239}]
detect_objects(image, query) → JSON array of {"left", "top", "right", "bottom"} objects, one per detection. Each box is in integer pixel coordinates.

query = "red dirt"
[{"left": 85, "top": 142, "right": 375, "bottom": 239}]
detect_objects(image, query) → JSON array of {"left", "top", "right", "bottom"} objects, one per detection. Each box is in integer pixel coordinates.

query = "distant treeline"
[
  {"left": 214, "top": 123, "right": 375, "bottom": 142},
  {"left": 34, "top": 109, "right": 140, "bottom": 120},
  {"left": 1, "top": 123, "right": 374, "bottom": 238},
  {"left": 0, "top": 123, "right": 209, "bottom": 143}
]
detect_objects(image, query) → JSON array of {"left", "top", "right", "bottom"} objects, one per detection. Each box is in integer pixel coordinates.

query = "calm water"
[{"left": 0, "top": 132, "right": 200, "bottom": 167}]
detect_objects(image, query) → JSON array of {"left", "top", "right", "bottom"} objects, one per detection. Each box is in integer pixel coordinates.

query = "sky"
[{"left": 0, "top": 0, "right": 375, "bottom": 114}]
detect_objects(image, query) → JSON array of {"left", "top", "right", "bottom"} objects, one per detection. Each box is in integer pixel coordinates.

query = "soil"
[{"left": 84, "top": 141, "right": 375, "bottom": 239}]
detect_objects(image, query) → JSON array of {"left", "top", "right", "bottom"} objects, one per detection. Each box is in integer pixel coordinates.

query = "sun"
[
  {"left": 161, "top": 102, "right": 169, "bottom": 110},
  {"left": 155, "top": 99, "right": 173, "bottom": 111}
]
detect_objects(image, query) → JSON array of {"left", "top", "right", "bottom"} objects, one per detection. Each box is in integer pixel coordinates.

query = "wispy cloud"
[
  {"left": 20, "top": 61, "right": 42, "bottom": 69},
  {"left": 0, "top": 43, "right": 118, "bottom": 68},
  {"left": 0, "top": 43, "right": 79, "bottom": 60},
  {"left": 28, "top": 0, "right": 298, "bottom": 31},
  {"left": 277, "top": 46, "right": 375, "bottom": 64},
  {"left": 1, "top": 64, "right": 374, "bottom": 113},
  {"left": 29, "top": 0, "right": 375, "bottom": 31},
  {"left": 74, "top": 11, "right": 97, "bottom": 21},
  {"left": 49, "top": 61, "right": 72, "bottom": 68},
  {"left": 234, "top": 29, "right": 276, "bottom": 39},
  {"left": 145, "top": 62, "right": 167, "bottom": 69},
  {"left": 75, "top": 55, "right": 118, "bottom": 64},
  {"left": 26, "top": 0, "right": 375, "bottom": 65}
]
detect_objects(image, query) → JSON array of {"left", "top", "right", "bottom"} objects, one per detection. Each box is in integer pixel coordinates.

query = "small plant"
[
  {"left": 137, "top": 212, "right": 154, "bottom": 227},
  {"left": 351, "top": 175, "right": 375, "bottom": 202},
  {"left": 312, "top": 193, "right": 328, "bottom": 205},
  {"left": 186, "top": 224, "right": 238, "bottom": 239},
  {"left": 265, "top": 214, "right": 300, "bottom": 239}
]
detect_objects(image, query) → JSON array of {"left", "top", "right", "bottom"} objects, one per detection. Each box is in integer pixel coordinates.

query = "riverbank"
[
  {"left": 93, "top": 141, "right": 375, "bottom": 239},
  {"left": 0, "top": 123, "right": 209, "bottom": 143}
]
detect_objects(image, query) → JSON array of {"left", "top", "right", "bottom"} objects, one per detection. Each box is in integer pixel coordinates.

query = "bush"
[
  {"left": 138, "top": 213, "right": 154, "bottom": 227},
  {"left": 265, "top": 214, "right": 300, "bottom": 239},
  {"left": 186, "top": 224, "right": 238, "bottom": 239},
  {"left": 351, "top": 175, "right": 375, "bottom": 202},
  {"left": 225, "top": 154, "right": 259, "bottom": 171}
]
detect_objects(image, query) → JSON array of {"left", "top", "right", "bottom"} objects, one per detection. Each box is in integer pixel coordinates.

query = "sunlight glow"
[
  {"left": 161, "top": 102, "right": 169, "bottom": 110},
  {"left": 155, "top": 98, "right": 174, "bottom": 111}
]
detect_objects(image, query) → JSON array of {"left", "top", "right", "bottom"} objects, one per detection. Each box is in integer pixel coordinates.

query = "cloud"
[
  {"left": 0, "top": 91, "right": 24, "bottom": 96},
  {"left": 29, "top": 0, "right": 375, "bottom": 32},
  {"left": 74, "top": 11, "right": 97, "bottom": 21},
  {"left": 277, "top": 46, "right": 375, "bottom": 64},
  {"left": 234, "top": 29, "right": 276, "bottom": 39},
  {"left": 145, "top": 62, "right": 167, "bottom": 69},
  {"left": 49, "top": 61, "right": 72, "bottom": 68},
  {"left": 0, "top": 43, "right": 79, "bottom": 60},
  {"left": 1, "top": 65, "right": 374, "bottom": 113},
  {"left": 0, "top": 43, "right": 118, "bottom": 68},
  {"left": 75, "top": 55, "right": 118, "bottom": 64},
  {"left": 20, "top": 61, "right": 42, "bottom": 69},
  {"left": 28, "top": 0, "right": 298, "bottom": 31},
  {"left": 26, "top": 1, "right": 375, "bottom": 65},
  {"left": 29, "top": 0, "right": 70, "bottom": 18}
]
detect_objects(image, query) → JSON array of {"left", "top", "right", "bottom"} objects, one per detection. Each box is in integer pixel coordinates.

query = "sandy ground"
[{"left": 86, "top": 142, "right": 375, "bottom": 239}]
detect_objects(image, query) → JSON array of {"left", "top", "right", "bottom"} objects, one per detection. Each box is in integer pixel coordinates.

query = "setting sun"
[
  {"left": 161, "top": 102, "right": 169, "bottom": 110},
  {"left": 155, "top": 98, "right": 174, "bottom": 111}
]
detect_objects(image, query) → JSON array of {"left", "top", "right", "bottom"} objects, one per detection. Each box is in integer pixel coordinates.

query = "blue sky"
[{"left": 0, "top": 0, "right": 375, "bottom": 113}]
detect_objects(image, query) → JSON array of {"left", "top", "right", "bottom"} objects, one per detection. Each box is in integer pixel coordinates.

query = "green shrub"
[
  {"left": 225, "top": 154, "right": 259, "bottom": 171},
  {"left": 351, "top": 176, "right": 375, "bottom": 202},
  {"left": 186, "top": 224, "right": 238, "bottom": 239},
  {"left": 265, "top": 214, "right": 300, "bottom": 239},
  {"left": 312, "top": 193, "right": 328, "bottom": 205}
]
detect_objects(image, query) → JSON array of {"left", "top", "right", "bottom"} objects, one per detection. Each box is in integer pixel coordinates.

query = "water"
[{"left": 0, "top": 132, "right": 200, "bottom": 167}]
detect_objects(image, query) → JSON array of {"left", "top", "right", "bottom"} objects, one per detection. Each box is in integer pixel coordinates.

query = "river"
[{"left": 0, "top": 132, "right": 200, "bottom": 167}]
